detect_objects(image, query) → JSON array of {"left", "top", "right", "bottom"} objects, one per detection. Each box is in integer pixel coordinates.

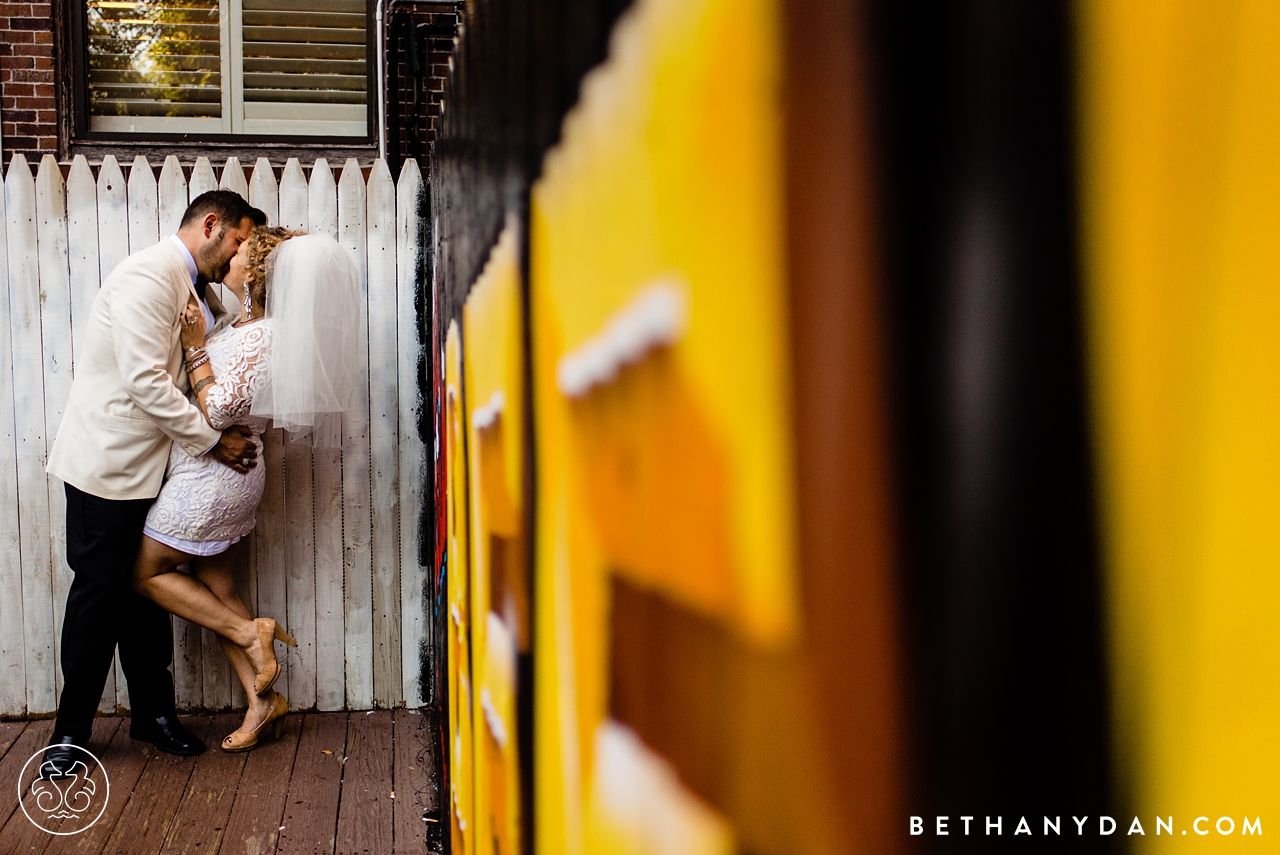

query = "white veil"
[{"left": 250, "top": 233, "right": 364, "bottom": 446}]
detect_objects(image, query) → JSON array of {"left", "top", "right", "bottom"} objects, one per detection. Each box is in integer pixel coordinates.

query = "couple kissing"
[{"left": 42, "top": 189, "right": 361, "bottom": 770}]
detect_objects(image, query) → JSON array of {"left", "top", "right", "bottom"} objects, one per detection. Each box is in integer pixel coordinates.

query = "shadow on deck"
[{"left": 0, "top": 709, "right": 441, "bottom": 854}]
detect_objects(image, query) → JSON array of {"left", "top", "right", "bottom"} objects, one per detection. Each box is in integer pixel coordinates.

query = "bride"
[{"left": 131, "top": 227, "right": 362, "bottom": 752}]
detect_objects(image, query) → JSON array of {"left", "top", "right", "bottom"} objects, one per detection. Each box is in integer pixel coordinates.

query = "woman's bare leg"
[
  {"left": 131, "top": 535, "right": 265, "bottom": 673},
  {"left": 192, "top": 552, "right": 278, "bottom": 734}
]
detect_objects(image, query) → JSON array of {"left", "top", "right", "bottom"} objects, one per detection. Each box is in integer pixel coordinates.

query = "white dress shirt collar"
[{"left": 169, "top": 233, "right": 215, "bottom": 334}]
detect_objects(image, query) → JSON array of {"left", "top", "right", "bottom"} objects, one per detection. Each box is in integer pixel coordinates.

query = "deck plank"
[
  {"left": 65, "top": 715, "right": 164, "bottom": 853},
  {"left": 335, "top": 710, "right": 394, "bottom": 855},
  {"left": 0, "top": 720, "right": 51, "bottom": 836},
  {"left": 217, "top": 710, "right": 302, "bottom": 855},
  {"left": 276, "top": 712, "right": 347, "bottom": 855},
  {"left": 0, "top": 710, "right": 431, "bottom": 854},
  {"left": 392, "top": 709, "right": 437, "bottom": 854},
  {"left": 160, "top": 712, "right": 247, "bottom": 855},
  {"left": 100, "top": 715, "right": 214, "bottom": 855},
  {"left": 0, "top": 720, "right": 29, "bottom": 763}
]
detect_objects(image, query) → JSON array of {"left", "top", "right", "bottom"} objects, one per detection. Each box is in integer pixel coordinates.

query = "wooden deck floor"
[{"left": 0, "top": 710, "right": 441, "bottom": 855}]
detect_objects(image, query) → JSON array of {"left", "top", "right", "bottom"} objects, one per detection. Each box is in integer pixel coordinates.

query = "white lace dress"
[{"left": 143, "top": 320, "right": 272, "bottom": 556}]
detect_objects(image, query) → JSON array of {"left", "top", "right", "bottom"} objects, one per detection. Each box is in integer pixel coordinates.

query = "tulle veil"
[{"left": 250, "top": 233, "right": 364, "bottom": 446}]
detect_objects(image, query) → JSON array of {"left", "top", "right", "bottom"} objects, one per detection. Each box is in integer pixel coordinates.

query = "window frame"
[{"left": 55, "top": 0, "right": 380, "bottom": 162}]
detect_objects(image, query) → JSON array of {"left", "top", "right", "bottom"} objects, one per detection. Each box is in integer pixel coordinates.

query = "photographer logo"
[{"left": 16, "top": 745, "right": 110, "bottom": 835}]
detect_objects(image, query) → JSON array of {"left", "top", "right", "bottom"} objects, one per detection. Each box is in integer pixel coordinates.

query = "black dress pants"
[{"left": 55, "top": 482, "right": 176, "bottom": 743}]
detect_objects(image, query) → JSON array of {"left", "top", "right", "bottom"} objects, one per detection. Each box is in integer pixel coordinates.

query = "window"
[{"left": 81, "top": 0, "right": 370, "bottom": 138}]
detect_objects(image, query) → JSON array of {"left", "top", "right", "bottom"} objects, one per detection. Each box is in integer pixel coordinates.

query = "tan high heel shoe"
[
  {"left": 221, "top": 692, "right": 287, "bottom": 753},
  {"left": 249, "top": 617, "right": 297, "bottom": 696}
]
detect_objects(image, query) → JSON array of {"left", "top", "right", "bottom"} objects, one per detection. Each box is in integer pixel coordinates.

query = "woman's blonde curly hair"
[{"left": 244, "top": 226, "right": 302, "bottom": 316}]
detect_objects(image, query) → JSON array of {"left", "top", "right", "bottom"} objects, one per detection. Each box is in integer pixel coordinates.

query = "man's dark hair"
[{"left": 179, "top": 189, "right": 267, "bottom": 230}]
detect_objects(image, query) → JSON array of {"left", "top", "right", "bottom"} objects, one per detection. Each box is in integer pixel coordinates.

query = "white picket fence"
[{"left": 0, "top": 152, "right": 429, "bottom": 717}]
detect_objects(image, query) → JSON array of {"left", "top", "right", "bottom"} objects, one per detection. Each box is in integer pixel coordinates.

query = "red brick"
[
  {"left": 33, "top": 29, "right": 51, "bottom": 43},
  {"left": 12, "top": 121, "right": 43, "bottom": 134},
  {"left": 36, "top": 108, "right": 55, "bottom": 122},
  {"left": 32, "top": 56, "right": 51, "bottom": 70},
  {"left": 8, "top": 17, "right": 48, "bottom": 29},
  {"left": 11, "top": 42, "right": 47, "bottom": 56},
  {"left": 4, "top": 29, "right": 34, "bottom": 42},
  {"left": 4, "top": 82, "right": 35, "bottom": 96},
  {"left": 36, "top": 137, "right": 56, "bottom": 149},
  {"left": 4, "top": 108, "right": 36, "bottom": 122},
  {"left": 15, "top": 95, "right": 54, "bottom": 109},
  {"left": 2, "top": 135, "right": 36, "bottom": 148},
  {"left": 9, "top": 68, "right": 50, "bottom": 82},
  {"left": 5, "top": 56, "right": 34, "bottom": 69}
]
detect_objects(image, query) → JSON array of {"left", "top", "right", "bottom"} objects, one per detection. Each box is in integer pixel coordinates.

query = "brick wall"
[
  {"left": 388, "top": 10, "right": 454, "bottom": 172},
  {"left": 0, "top": 0, "right": 59, "bottom": 169}
]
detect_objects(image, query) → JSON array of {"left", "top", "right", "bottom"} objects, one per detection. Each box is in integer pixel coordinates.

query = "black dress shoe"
[
  {"left": 129, "top": 713, "right": 206, "bottom": 756},
  {"left": 42, "top": 735, "right": 84, "bottom": 777}
]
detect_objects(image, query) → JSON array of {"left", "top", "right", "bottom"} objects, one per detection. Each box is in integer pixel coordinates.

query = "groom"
[{"left": 44, "top": 190, "right": 267, "bottom": 766}]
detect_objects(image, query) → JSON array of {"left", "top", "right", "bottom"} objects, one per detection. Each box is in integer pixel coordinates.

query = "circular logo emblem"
[{"left": 16, "top": 744, "right": 110, "bottom": 835}]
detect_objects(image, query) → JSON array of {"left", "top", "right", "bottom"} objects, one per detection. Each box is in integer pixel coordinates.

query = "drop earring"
[{"left": 243, "top": 290, "right": 252, "bottom": 318}]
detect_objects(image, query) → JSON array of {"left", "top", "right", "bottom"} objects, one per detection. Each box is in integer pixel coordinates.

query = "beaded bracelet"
[{"left": 186, "top": 352, "right": 210, "bottom": 371}]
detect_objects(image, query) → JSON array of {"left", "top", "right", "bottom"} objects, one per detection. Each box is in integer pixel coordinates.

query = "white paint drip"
[
  {"left": 480, "top": 687, "right": 508, "bottom": 749},
  {"left": 556, "top": 278, "right": 688, "bottom": 398},
  {"left": 471, "top": 390, "right": 505, "bottom": 429},
  {"left": 593, "top": 719, "right": 733, "bottom": 855}
]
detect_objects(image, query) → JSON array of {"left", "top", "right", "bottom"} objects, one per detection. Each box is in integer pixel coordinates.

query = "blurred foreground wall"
[
  {"left": 424, "top": 0, "right": 1280, "bottom": 852},
  {"left": 429, "top": 0, "right": 907, "bottom": 852}
]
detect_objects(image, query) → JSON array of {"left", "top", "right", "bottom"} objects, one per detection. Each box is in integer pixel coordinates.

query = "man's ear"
[{"left": 202, "top": 212, "right": 219, "bottom": 238}]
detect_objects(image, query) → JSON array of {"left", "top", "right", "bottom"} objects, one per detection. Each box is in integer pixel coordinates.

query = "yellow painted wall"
[
  {"left": 445, "top": 320, "right": 476, "bottom": 855},
  {"left": 463, "top": 224, "right": 527, "bottom": 855},
  {"left": 1079, "top": 0, "right": 1280, "bottom": 846},
  {"left": 528, "top": 0, "right": 795, "bottom": 851}
]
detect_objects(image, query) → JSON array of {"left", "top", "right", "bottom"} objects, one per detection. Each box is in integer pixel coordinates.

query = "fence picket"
[
  {"left": 249, "top": 158, "right": 279, "bottom": 226},
  {"left": 367, "top": 158, "right": 401, "bottom": 707},
  {"left": 308, "top": 158, "right": 345, "bottom": 710},
  {"left": 126, "top": 156, "right": 158, "bottom": 255},
  {"left": 67, "top": 156, "right": 99, "bottom": 370},
  {"left": 5, "top": 154, "right": 56, "bottom": 713},
  {"left": 277, "top": 159, "right": 317, "bottom": 709},
  {"left": 220, "top": 157, "right": 249, "bottom": 199},
  {"left": 308, "top": 159, "right": 339, "bottom": 241},
  {"left": 190, "top": 157, "right": 218, "bottom": 197},
  {"left": 279, "top": 160, "right": 307, "bottom": 231},
  {"left": 171, "top": 606, "right": 202, "bottom": 712},
  {"left": 0, "top": 156, "right": 26, "bottom": 716},
  {"left": 96, "top": 156, "right": 128, "bottom": 282},
  {"left": 255, "top": 423, "right": 289, "bottom": 692},
  {"left": 396, "top": 159, "right": 428, "bottom": 706},
  {"left": 158, "top": 156, "right": 188, "bottom": 238},
  {"left": 35, "top": 156, "right": 75, "bottom": 699},
  {"left": 339, "top": 157, "right": 374, "bottom": 709}
]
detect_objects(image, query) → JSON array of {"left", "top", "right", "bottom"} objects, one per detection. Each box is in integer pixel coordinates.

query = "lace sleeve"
[{"left": 203, "top": 325, "right": 273, "bottom": 430}]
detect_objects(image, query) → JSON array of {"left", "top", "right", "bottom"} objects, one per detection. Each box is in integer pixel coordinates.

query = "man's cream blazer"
[{"left": 47, "top": 238, "right": 230, "bottom": 500}]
